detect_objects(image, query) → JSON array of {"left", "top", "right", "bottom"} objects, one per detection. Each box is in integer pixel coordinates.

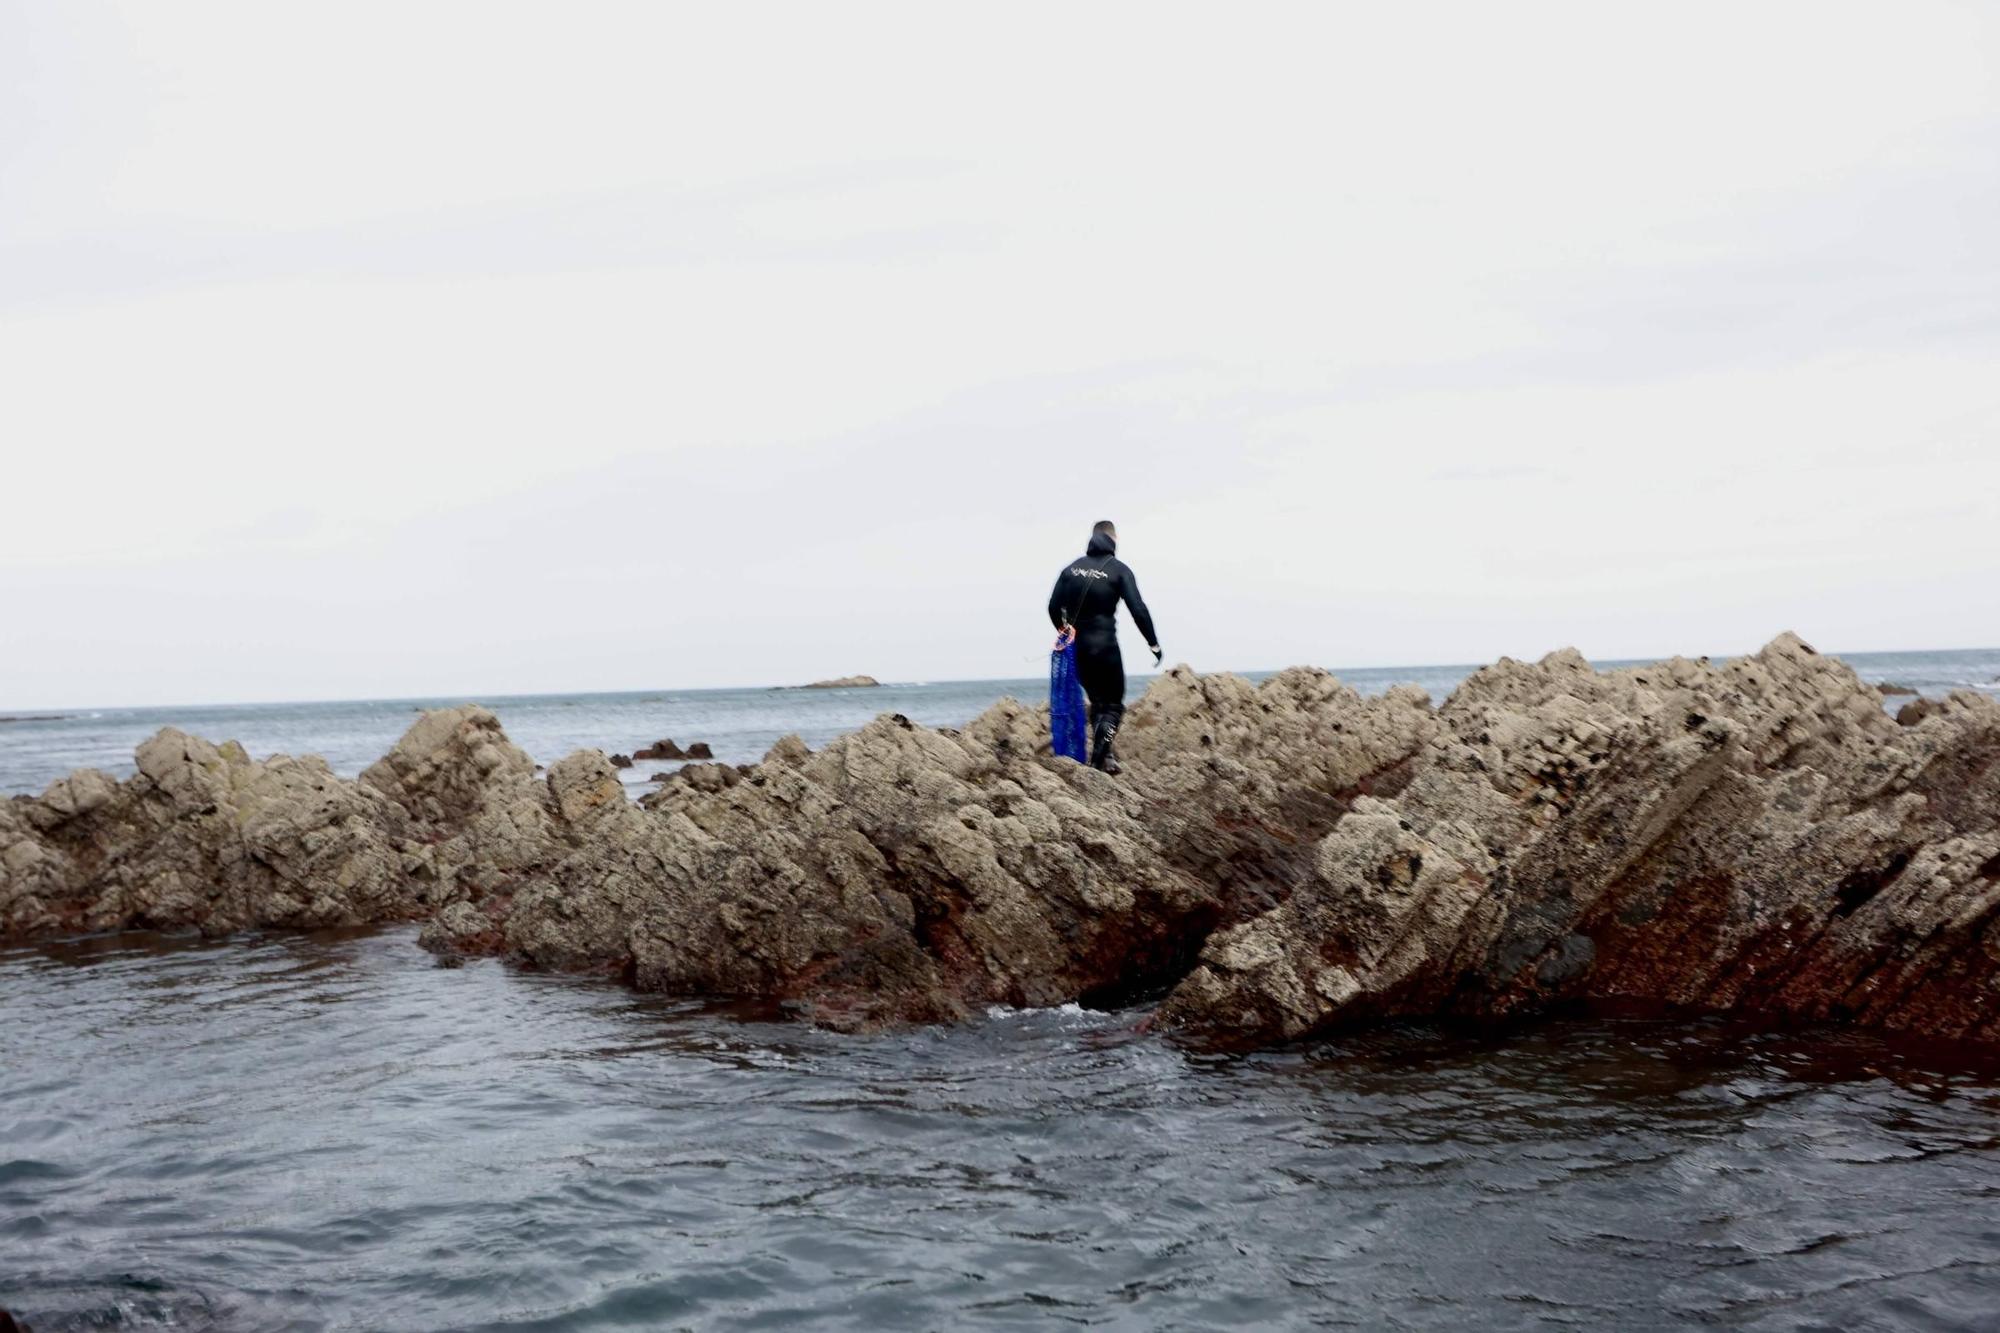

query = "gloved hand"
[{"left": 1150, "top": 644, "right": 1164, "bottom": 667}]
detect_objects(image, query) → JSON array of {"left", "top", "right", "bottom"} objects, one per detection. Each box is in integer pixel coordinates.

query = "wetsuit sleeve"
[
  {"left": 1048, "top": 569, "right": 1071, "bottom": 631},
  {"left": 1119, "top": 564, "right": 1158, "bottom": 647}
]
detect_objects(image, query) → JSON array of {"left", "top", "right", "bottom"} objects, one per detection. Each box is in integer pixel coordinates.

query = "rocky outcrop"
[
  {"left": 426, "top": 710, "right": 1213, "bottom": 1026},
  {"left": 791, "top": 675, "right": 881, "bottom": 689},
  {"left": 1159, "top": 635, "right": 2000, "bottom": 1048},
  {"left": 1, "top": 707, "right": 549, "bottom": 939},
  {"left": 8, "top": 636, "right": 2000, "bottom": 1055},
  {"left": 5, "top": 729, "right": 415, "bottom": 939}
]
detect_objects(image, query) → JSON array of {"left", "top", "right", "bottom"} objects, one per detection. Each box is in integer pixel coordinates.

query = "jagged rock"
[
  {"left": 360, "top": 706, "right": 556, "bottom": 892},
  {"left": 429, "top": 704, "right": 1219, "bottom": 1027},
  {"left": 420, "top": 681, "right": 1439, "bottom": 1025},
  {"left": 1160, "top": 634, "right": 2000, "bottom": 1047},
  {"left": 11, "top": 635, "right": 2000, "bottom": 1056},
  {"left": 764, "top": 735, "right": 812, "bottom": 766},
  {"left": 633, "top": 739, "right": 689, "bottom": 761},
  {"left": 0, "top": 706, "right": 559, "bottom": 941},
  {"left": 2, "top": 728, "right": 424, "bottom": 938},
  {"left": 1116, "top": 667, "right": 1436, "bottom": 925},
  {"left": 360, "top": 706, "right": 535, "bottom": 827},
  {"left": 608, "top": 753, "right": 633, "bottom": 768},
  {"left": 685, "top": 742, "right": 714, "bottom": 759}
]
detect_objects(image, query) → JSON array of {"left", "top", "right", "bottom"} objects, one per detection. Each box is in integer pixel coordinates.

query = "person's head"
[{"left": 1092, "top": 519, "right": 1117, "bottom": 545}]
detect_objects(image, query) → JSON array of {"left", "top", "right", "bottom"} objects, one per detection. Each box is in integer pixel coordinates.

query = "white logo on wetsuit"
[{"left": 1070, "top": 567, "right": 1111, "bottom": 579}]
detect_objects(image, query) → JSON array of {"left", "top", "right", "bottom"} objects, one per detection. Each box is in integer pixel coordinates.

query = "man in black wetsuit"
[{"left": 1047, "top": 520, "right": 1161, "bottom": 774}]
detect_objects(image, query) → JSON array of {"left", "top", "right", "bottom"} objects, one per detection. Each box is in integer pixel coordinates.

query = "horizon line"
[{"left": 7, "top": 641, "right": 1996, "bottom": 718}]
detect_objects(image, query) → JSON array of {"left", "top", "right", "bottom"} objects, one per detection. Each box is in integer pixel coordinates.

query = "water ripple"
[{"left": 5, "top": 927, "right": 2000, "bottom": 1330}]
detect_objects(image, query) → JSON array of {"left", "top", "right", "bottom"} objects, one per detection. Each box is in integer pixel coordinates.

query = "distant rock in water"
[
  {"left": 0, "top": 715, "right": 69, "bottom": 724},
  {"left": 633, "top": 738, "right": 710, "bottom": 761},
  {"left": 1897, "top": 696, "right": 1948, "bottom": 727},
  {"left": 1876, "top": 682, "right": 1918, "bottom": 696},
  {"left": 6, "top": 634, "right": 2000, "bottom": 1055},
  {"left": 791, "top": 675, "right": 881, "bottom": 689},
  {"left": 608, "top": 753, "right": 633, "bottom": 768}
]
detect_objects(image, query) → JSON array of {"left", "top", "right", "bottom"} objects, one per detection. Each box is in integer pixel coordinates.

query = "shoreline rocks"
[
  {"left": 1159, "top": 635, "right": 2000, "bottom": 1048},
  {"left": 6, "top": 635, "right": 2000, "bottom": 1054}
]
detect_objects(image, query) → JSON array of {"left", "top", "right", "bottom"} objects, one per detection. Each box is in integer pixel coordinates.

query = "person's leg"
[{"left": 1077, "top": 642, "right": 1126, "bottom": 771}]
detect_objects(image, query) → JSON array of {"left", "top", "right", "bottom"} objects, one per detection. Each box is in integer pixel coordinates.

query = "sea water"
[
  {"left": 4, "top": 929, "right": 2000, "bottom": 1330},
  {"left": 5, "top": 647, "right": 2000, "bottom": 1329}
]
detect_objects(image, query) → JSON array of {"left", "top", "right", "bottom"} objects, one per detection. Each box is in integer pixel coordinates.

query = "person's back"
[{"left": 1047, "top": 521, "right": 1159, "bottom": 773}]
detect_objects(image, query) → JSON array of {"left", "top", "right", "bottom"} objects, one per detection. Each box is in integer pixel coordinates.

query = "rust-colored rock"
[{"left": 1159, "top": 635, "right": 2000, "bottom": 1048}]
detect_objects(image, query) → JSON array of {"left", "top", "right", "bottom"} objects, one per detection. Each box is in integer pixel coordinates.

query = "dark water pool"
[{"left": 4, "top": 928, "right": 1999, "bottom": 1330}]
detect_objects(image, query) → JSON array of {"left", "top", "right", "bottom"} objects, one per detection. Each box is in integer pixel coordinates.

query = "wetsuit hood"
[{"left": 1086, "top": 531, "right": 1117, "bottom": 558}]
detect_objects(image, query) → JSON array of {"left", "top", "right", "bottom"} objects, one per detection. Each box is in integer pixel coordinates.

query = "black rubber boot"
[{"left": 1089, "top": 714, "right": 1121, "bottom": 775}]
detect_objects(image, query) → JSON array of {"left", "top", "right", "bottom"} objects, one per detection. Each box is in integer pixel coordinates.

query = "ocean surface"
[
  {"left": 7, "top": 929, "right": 2000, "bottom": 1331},
  {"left": 5, "top": 646, "right": 2000, "bottom": 1331}
]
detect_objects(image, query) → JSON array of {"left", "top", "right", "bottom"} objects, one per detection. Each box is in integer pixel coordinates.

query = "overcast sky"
[{"left": 3, "top": 2, "right": 1996, "bottom": 708}]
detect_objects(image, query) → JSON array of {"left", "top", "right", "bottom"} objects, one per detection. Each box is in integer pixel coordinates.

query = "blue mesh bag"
[{"left": 1050, "top": 632, "right": 1089, "bottom": 762}]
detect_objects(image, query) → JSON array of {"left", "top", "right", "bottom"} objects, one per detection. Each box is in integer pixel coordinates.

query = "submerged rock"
[{"left": 7, "top": 635, "right": 2000, "bottom": 1053}]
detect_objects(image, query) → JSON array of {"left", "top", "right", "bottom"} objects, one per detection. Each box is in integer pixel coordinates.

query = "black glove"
[{"left": 1150, "top": 644, "right": 1164, "bottom": 667}]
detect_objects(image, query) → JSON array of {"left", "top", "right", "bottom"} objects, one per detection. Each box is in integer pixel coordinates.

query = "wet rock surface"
[{"left": 7, "top": 634, "right": 1999, "bottom": 1051}]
